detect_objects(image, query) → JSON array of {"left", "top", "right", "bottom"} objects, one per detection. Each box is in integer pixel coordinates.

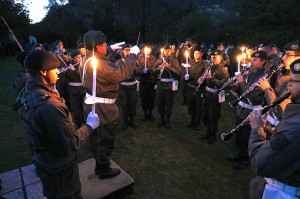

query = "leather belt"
[
  {"left": 68, "top": 82, "right": 83, "bottom": 86},
  {"left": 160, "top": 78, "right": 173, "bottom": 82},
  {"left": 85, "top": 93, "right": 116, "bottom": 104},
  {"left": 265, "top": 178, "right": 300, "bottom": 197},
  {"left": 205, "top": 86, "right": 218, "bottom": 93},
  {"left": 238, "top": 101, "right": 262, "bottom": 110},
  {"left": 120, "top": 81, "right": 137, "bottom": 86}
]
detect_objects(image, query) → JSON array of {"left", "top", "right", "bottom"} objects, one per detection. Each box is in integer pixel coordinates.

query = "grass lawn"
[{"left": 0, "top": 56, "right": 254, "bottom": 199}]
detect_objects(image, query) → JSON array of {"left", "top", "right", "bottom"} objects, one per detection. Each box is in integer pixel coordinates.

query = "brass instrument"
[
  {"left": 214, "top": 63, "right": 252, "bottom": 95},
  {"left": 221, "top": 88, "right": 291, "bottom": 142},
  {"left": 193, "top": 63, "right": 213, "bottom": 95},
  {"left": 229, "top": 63, "right": 284, "bottom": 108}
]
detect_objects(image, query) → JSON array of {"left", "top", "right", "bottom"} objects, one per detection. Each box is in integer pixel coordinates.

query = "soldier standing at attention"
[
  {"left": 184, "top": 45, "right": 209, "bottom": 131},
  {"left": 117, "top": 44, "right": 139, "bottom": 130},
  {"left": 63, "top": 50, "right": 86, "bottom": 128},
  {"left": 153, "top": 43, "right": 181, "bottom": 129},
  {"left": 82, "top": 30, "right": 139, "bottom": 179},
  {"left": 14, "top": 50, "right": 100, "bottom": 199},
  {"left": 199, "top": 50, "right": 229, "bottom": 144},
  {"left": 136, "top": 44, "right": 158, "bottom": 121}
]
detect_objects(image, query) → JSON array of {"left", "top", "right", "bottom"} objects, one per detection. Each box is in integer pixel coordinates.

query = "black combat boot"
[
  {"left": 122, "top": 117, "right": 129, "bottom": 130},
  {"left": 157, "top": 114, "right": 165, "bottom": 128},
  {"left": 186, "top": 117, "right": 195, "bottom": 128},
  {"left": 165, "top": 115, "right": 171, "bottom": 129},
  {"left": 207, "top": 132, "right": 216, "bottom": 144},
  {"left": 148, "top": 110, "right": 155, "bottom": 121},
  {"left": 129, "top": 116, "right": 137, "bottom": 129},
  {"left": 141, "top": 111, "right": 148, "bottom": 121},
  {"left": 98, "top": 168, "right": 121, "bottom": 179},
  {"left": 194, "top": 118, "right": 201, "bottom": 131}
]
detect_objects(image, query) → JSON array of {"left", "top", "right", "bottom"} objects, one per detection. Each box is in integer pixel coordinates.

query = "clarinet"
[
  {"left": 221, "top": 88, "right": 291, "bottom": 142},
  {"left": 214, "top": 63, "right": 252, "bottom": 95},
  {"left": 229, "top": 63, "right": 284, "bottom": 108},
  {"left": 193, "top": 63, "right": 213, "bottom": 95}
]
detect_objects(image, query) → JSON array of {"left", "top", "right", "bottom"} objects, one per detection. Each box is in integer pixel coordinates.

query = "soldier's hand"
[
  {"left": 86, "top": 112, "right": 100, "bottom": 130},
  {"left": 110, "top": 42, "right": 125, "bottom": 51},
  {"left": 257, "top": 77, "right": 270, "bottom": 91},
  {"left": 130, "top": 45, "right": 140, "bottom": 55},
  {"left": 235, "top": 73, "right": 243, "bottom": 83}
]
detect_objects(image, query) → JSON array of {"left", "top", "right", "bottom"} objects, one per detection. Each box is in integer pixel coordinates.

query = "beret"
[
  {"left": 290, "top": 59, "right": 300, "bottom": 74},
  {"left": 193, "top": 45, "right": 203, "bottom": 53},
  {"left": 164, "top": 43, "right": 172, "bottom": 49},
  {"left": 284, "top": 40, "right": 300, "bottom": 53},
  {"left": 32, "top": 43, "right": 44, "bottom": 50},
  {"left": 251, "top": 50, "right": 268, "bottom": 61},
  {"left": 54, "top": 40, "right": 63, "bottom": 46},
  {"left": 70, "top": 50, "right": 81, "bottom": 58},
  {"left": 25, "top": 50, "right": 60, "bottom": 72},
  {"left": 211, "top": 50, "right": 223, "bottom": 56},
  {"left": 122, "top": 43, "right": 131, "bottom": 50},
  {"left": 258, "top": 42, "right": 273, "bottom": 48},
  {"left": 185, "top": 38, "right": 192, "bottom": 42},
  {"left": 83, "top": 30, "right": 107, "bottom": 50}
]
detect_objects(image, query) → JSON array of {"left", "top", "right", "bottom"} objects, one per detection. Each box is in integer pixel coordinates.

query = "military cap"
[
  {"left": 54, "top": 40, "right": 63, "bottom": 46},
  {"left": 122, "top": 43, "right": 131, "bottom": 50},
  {"left": 164, "top": 43, "right": 172, "bottom": 49},
  {"left": 185, "top": 38, "right": 192, "bottom": 42},
  {"left": 217, "top": 42, "right": 224, "bottom": 47},
  {"left": 290, "top": 59, "right": 300, "bottom": 75},
  {"left": 16, "top": 51, "right": 29, "bottom": 64},
  {"left": 25, "top": 50, "right": 60, "bottom": 72},
  {"left": 251, "top": 50, "right": 268, "bottom": 61},
  {"left": 258, "top": 42, "right": 273, "bottom": 47},
  {"left": 77, "top": 42, "right": 84, "bottom": 49},
  {"left": 83, "top": 30, "right": 107, "bottom": 50},
  {"left": 284, "top": 40, "right": 300, "bottom": 53},
  {"left": 193, "top": 45, "right": 203, "bottom": 53},
  {"left": 70, "top": 50, "right": 81, "bottom": 58},
  {"left": 32, "top": 43, "right": 44, "bottom": 50},
  {"left": 211, "top": 50, "right": 223, "bottom": 56}
]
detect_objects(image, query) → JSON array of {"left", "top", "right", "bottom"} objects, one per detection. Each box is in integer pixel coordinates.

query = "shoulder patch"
[{"left": 270, "top": 134, "right": 289, "bottom": 150}]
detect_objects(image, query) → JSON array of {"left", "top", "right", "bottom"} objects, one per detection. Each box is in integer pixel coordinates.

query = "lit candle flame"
[
  {"left": 240, "top": 47, "right": 245, "bottom": 53},
  {"left": 237, "top": 55, "right": 242, "bottom": 61}
]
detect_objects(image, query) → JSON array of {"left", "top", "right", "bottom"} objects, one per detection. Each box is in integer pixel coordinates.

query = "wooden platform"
[{"left": 0, "top": 159, "right": 134, "bottom": 199}]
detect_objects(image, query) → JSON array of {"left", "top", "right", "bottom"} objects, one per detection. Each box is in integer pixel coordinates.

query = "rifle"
[{"left": 1, "top": 16, "right": 24, "bottom": 52}]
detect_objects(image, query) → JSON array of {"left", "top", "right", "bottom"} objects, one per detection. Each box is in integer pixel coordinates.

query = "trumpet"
[
  {"left": 221, "top": 88, "right": 291, "bottom": 142},
  {"left": 229, "top": 63, "right": 284, "bottom": 108},
  {"left": 214, "top": 63, "right": 252, "bottom": 95},
  {"left": 193, "top": 63, "right": 212, "bottom": 95}
]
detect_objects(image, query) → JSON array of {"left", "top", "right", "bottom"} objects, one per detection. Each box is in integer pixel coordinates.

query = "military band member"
[
  {"left": 82, "top": 30, "right": 139, "bottom": 179},
  {"left": 184, "top": 45, "right": 209, "bottom": 131},
  {"left": 248, "top": 58, "right": 300, "bottom": 199},
  {"left": 227, "top": 51, "right": 271, "bottom": 170},
  {"left": 199, "top": 50, "right": 229, "bottom": 144},
  {"left": 14, "top": 50, "right": 100, "bottom": 198},
  {"left": 153, "top": 43, "right": 181, "bottom": 129},
  {"left": 117, "top": 44, "right": 139, "bottom": 129},
  {"left": 136, "top": 44, "right": 158, "bottom": 121}
]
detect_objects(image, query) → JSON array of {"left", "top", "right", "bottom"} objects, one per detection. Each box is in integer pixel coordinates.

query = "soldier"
[
  {"left": 248, "top": 58, "right": 300, "bottom": 199},
  {"left": 199, "top": 50, "right": 229, "bottom": 144},
  {"left": 227, "top": 51, "right": 272, "bottom": 170},
  {"left": 184, "top": 45, "right": 209, "bottom": 131},
  {"left": 62, "top": 50, "right": 86, "bottom": 128},
  {"left": 153, "top": 43, "right": 181, "bottom": 129},
  {"left": 117, "top": 44, "right": 139, "bottom": 129},
  {"left": 13, "top": 50, "right": 100, "bottom": 199},
  {"left": 176, "top": 38, "right": 195, "bottom": 105},
  {"left": 216, "top": 42, "right": 230, "bottom": 66},
  {"left": 82, "top": 30, "right": 139, "bottom": 179},
  {"left": 136, "top": 44, "right": 158, "bottom": 121},
  {"left": 13, "top": 51, "right": 30, "bottom": 94}
]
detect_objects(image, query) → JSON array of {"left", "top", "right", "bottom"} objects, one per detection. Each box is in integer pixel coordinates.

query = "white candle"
[
  {"left": 185, "top": 50, "right": 189, "bottom": 64},
  {"left": 237, "top": 55, "right": 242, "bottom": 73},
  {"left": 144, "top": 47, "right": 148, "bottom": 69},
  {"left": 91, "top": 57, "right": 98, "bottom": 114},
  {"left": 243, "top": 53, "right": 246, "bottom": 65}
]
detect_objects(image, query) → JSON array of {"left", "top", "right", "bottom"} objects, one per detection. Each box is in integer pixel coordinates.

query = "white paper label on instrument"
[{"left": 219, "top": 90, "right": 226, "bottom": 103}]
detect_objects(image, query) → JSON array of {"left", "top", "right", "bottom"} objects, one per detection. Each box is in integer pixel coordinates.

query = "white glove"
[
  {"left": 110, "top": 42, "right": 125, "bottom": 51},
  {"left": 86, "top": 112, "right": 100, "bottom": 130},
  {"left": 130, "top": 45, "right": 140, "bottom": 55}
]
